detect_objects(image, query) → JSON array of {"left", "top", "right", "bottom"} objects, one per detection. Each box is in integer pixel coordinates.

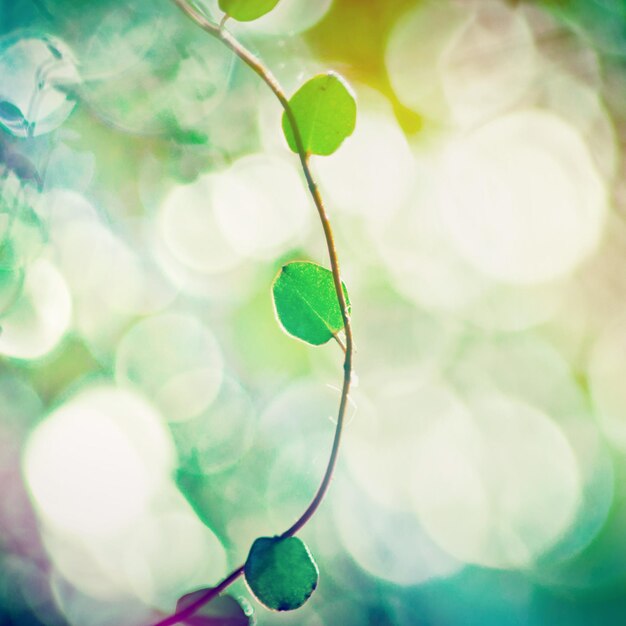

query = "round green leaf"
[
  {"left": 272, "top": 261, "right": 350, "bottom": 346},
  {"left": 244, "top": 536, "right": 318, "bottom": 611},
  {"left": 176, "top": 590, "right": 252, "bottom": 626},
  {"left": 282, "top": 72, "right": 356, "bottom": 156},
  {"left": 218, "top": 0, "right": 280, "bottom": 22}
]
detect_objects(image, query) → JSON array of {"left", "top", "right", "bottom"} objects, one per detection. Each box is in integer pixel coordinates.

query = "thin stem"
[
  {"left": 332, "top": 332, "right": 347, "bottom": 354},
  {"left": 151, "top": 565, "right": 245, "bottom": 626},
  {"left": 160, "top": 1, "right": 355, "bottom": 623}
]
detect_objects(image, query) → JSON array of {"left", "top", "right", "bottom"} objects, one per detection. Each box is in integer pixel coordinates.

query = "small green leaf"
[
  {"left": 218, "top": 0, "right": 280, "bottom": 22},
  {"left": 282, "top": 72, "right": 356, "bottom": 156},
  {"left": 176, "top": 590, "right": 252, "bottom": 626},
  {"left": 244, "top": 536, "right": 318, "bottom": 611},
  {"left": 272, "top": 261, "right": 350, "bottom": 346}
]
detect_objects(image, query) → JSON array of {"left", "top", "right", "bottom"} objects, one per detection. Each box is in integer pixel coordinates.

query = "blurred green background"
[{"left": 2, "top": 0, "right": 626, "bottom": 624}]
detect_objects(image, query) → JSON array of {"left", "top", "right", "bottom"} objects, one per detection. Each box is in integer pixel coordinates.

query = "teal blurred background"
[{"left": 2, "top": 0, "right": 626, "bottom": 624}]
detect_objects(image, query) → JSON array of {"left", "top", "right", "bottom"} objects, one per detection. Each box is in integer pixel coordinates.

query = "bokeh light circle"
[
  {"left": 116, "top": 313, "right": 223, "bottom": 423},
  {"left": 410, "top": 392, "right": 581, "bottom": 569},
  {"left": 159, "top": 176, "right": 242, "bottom": 275},
  {"left": 0, "top": 259, "right": 71, "bottom": 360},
  {"left": 333, "top": 476, "right": 462, "bottom": 586},
  {"left": 212, "top": 154, "right": 309, "bottom": 260},
  {"left": 438, "top": 110, "right": 607, "bottom": 284},
  {"left": 23, "top": 386, "right": 175, "bottom": 536},
  {"left": 171, "top": 376, "right": 256, "bottom": 473}
]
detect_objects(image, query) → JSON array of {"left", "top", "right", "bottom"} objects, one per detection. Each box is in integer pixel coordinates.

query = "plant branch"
[
  {"left": 151, "top": 565, "right": 245, "bottom": 626},
  {"left": 159, "top": 1, "right": 355, "bottom": 623},
  {"left": 332, "top": 332, "right": 347, "bottom": 354}
]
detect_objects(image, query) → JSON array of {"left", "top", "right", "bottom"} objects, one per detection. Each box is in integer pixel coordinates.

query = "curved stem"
[
  {"left": 159, "top": 1, "right": 355, "bottom": 623},
  {"left": 151, "top": 565, "right": 245, "bottom": 626}
]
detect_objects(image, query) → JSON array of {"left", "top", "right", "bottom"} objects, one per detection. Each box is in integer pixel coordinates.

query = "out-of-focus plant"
[{"left": 153, "top": 1, "right": 357, "bottom": 624}]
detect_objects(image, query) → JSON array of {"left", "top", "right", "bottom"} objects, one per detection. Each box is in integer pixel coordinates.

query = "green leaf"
[
  {"left": 282, "top": 72, "right": 357, "bottom": 156},
  {"left": 218, "top": 0, "right": 280, "bottom": 22},
  {"left": 272, "top": 261, "right": 350, "bottom": 346},
  {"left": 176, "top": 590, "right": 252, "bottom": 626},
  {"left": 244, "top": 536, "right": 318, "bottom": 611}
]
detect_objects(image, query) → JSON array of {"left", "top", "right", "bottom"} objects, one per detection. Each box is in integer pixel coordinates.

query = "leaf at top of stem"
[
  {"left": 282, "top": 72, "right": 357, "bottom": 156},
  {"left": 176, "top": 589, "right": 252, "bottom": 625},
  {"left": 244, "top": 536, "right": 318, "bottom": 611},
  {"left": 218, "top": 0, "right": 280, "bottom": 22},
  {"left": 272, "top": 261, "right": 350, "bottom": 346}
]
